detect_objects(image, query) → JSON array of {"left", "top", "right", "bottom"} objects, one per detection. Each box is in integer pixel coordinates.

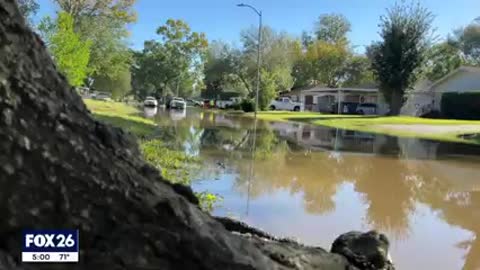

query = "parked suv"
[{"left": 269, "top": 97, "right": 303, "bottom": 111}]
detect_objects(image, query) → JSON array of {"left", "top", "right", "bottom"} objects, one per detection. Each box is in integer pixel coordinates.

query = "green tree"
[
  {"left": 315, "top": 14, "right": 351, "bottom": 44},
  {"left": 369, "top": 1, "right": 434, "bottom": 115},
  {"left": 422, "top": 42, "right": 463, "bottom": 81},
  {"left": 259, "top": 69, "right": 279, "bottom": 110},
  {"left": 53, "top": 0, "right": 135, "bottom": 83},
  {"left": 92, "top": 68, "right": 132, "bottom": 100},
  {"left": 203, "top": 41, "right": 247, "bottom": 97},
  {"left": 239, "top": 26, "right": 301, "bottom": 98},
  {"left": 451, "top": 24, "right": 480, "bottom": 64},
  {"left": 52, "top": 0, "right": 136, "bottom": 24},
  {"left": 303, "top": 40, "right": 349, "bottom": 87},
  {"left": 301, "top": 31, "right": 314, "bottom": 49},
  {"left": 342, "top": 55, "right": 375, "bottom": 87},
  {"left": 81, "top": 18, "right": 132, "bottom": 80},
  {"left": 132, "top": 19, "right": 208, "bottom": 98},
  {"left": 39, "top": 12, "right": 92, "bottom": 87},
  {"left": 18, "top": 0, "right": 39, "bottom": 22}
]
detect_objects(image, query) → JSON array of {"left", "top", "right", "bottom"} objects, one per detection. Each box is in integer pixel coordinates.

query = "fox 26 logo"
[{"left": 23, "top": 230, "right": 78, "bottom": 253}]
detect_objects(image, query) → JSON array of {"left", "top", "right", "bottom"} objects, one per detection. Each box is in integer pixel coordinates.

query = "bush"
[
  {"left": 441, "top": 92, "right": 480, "bottom": 120},
  {"left": 241, "top": 99, "right": 255, "bottom": 112},
  {"left": 230, "top": 103, "right": 242, "bottom": 110},
  {"left": 420, "top": 110, "right": 442, "bottom": 119}
]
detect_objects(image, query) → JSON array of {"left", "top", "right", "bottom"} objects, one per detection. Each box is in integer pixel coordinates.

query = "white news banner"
[{"left": 22, "top": 252, "right": 78, "bottom": 262}]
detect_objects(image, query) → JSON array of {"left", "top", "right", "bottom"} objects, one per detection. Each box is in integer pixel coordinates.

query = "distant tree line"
[{"left": 19, "top": 0, "right": 480, "bottom": 113}]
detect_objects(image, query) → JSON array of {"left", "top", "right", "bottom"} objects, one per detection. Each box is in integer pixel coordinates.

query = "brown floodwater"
[{"left": 144, "top": 107, "right": 480, "bottom": 270}]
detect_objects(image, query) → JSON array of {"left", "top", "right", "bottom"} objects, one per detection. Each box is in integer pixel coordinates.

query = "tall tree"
[
  {"left": 18, "top": 0, "right": 39, "bottom": 22},
  {"left": 295, "top": 40, "right": 349, "bottom": 88},
  {"left": 369, "top": 1, "right": 434, "bottom": 115},
  {"left": 53, "top": 0, "right": 136, "bottom": 84},
  {"left": 422, "top": 42, "right": 463, "bottom": 81},
  {"left": 203, "top": 41, "right": 247, "bottom": 96},
  {"left": 132, "top": 19, "right": 208, "bottom": 98},
  {"left": 239, "top": 26, "right": 301, "bottom": 96},
  {"left": 92, "top": 68, "right": 132, "bottom": 99},
  {"left": 38, "top": 12, "right": 92, "bottom": 87},
  {"left": 342, "top": 55, "right": 375, "bottom": 87},
  {"left": 315, "top": 14, "right": 351, "bottom": 44},
  {"left": 52, "top": 0, "right": 136, "bottom": 24},
  {"left": 301, "top": 31, "right": 314, "bottom": 49},
  {"left": 451, "top": 24, "right": 480, "bottom": 64}
]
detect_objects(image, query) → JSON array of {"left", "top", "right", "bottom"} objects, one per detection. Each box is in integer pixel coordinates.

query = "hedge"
[
  {"left": 441, "top": 92, "right": 480, "bottom": 120},
  {"left": 240, "top": 99, "right": 255, "bottom": 112}
]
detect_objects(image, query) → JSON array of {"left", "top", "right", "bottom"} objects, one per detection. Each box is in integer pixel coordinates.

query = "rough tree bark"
[
  {"left": 388, "top": 89, "right": 403, "bottom": 115},
  {"left": 0, "top": 1, "right": 393, "bottom": 269}
]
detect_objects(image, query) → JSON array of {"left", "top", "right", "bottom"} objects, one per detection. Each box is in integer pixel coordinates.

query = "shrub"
[
  {"left": 420, "top": 110, "right": 442, "bottom": 119},
  {"left": 241, "top": 99, "right": 255, "bottom": 112},
  {"left": 441, "top": 92, "right": 480, "bottom": 120},
  {"left": 230, "top": 103, "right": 242, "bottom": 110}
]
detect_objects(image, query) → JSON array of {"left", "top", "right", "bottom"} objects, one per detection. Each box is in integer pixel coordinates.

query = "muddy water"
[{"left": 145, "top": 107, "right": 480, "bottom": 270}]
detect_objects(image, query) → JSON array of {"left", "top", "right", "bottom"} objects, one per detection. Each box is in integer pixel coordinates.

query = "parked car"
[
  {"left": 170, "top": 97, "right": 186, "bottom": 109},
  {"left": 216, "top": 97, "right": 242, "bottom": 109},
  {"left": 331, "top": 102, "right": 358, "bottom": 114},
  {"left": 356, "top": 103, "right": 377, "bottom": 115},
  {"left": 144, "top": 96, "right": 158, "bottom": 107},
  {"left": 186, "top": 99, "right": 203, "bottom": 107},
  {"left": 269, "top": 97, "right": 303, "bottom": 111}
]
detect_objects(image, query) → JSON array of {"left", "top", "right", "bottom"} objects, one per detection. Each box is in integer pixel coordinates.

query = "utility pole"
[{"left": 237, "top": 3, "right": 262, "bottom": 116}]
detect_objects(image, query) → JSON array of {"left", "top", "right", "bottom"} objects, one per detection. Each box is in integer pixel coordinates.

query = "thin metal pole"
[{"left": 254, "top": 12, "right": 262, "bottom": 117}]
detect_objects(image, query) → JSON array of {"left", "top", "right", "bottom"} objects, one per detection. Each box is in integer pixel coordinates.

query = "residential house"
[
  {"left": 401, "top": 66, "right": 480, "bottom": 116},
  {"left": 283, "top": 83, "right": 389, "bottom": 114}
]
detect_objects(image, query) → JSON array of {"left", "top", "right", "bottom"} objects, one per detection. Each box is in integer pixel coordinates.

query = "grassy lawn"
[
  {"left": 84, "top": 99, "right": 219, "bottom": 211},
  {"left": 84, "top": 99, "right": 156, "bottom": 137},
  {"left": 240, "top": 111, "right": 480, "bottom": 144}
]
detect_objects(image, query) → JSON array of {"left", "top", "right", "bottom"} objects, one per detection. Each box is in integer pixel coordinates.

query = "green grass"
[
  {"left": 84, "top": 99, "right": 156, "bottom": 137},
  {"left": 140, "top": 139, "right": 199, "bottom": 185},
  {"left": 84, "top": 99, "right": 140, "bottom": 115},
  {"left": 237, "top": 111, "right": 480, "bottom": 144},
  {"left": 84, "top": 99, "right": 220, "bottom": 211}
]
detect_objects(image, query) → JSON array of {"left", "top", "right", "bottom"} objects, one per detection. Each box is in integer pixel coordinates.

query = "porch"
[{"left": 293, "top": 87, "right": 389, "bottom": 114}]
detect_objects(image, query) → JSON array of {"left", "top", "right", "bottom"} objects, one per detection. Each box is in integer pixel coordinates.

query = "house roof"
[
  {"left": 428, "top": 66, "right": 480, "bottom": 91},
  {"left": 281, "top": 88, "right": 303, "bottom": 95},
  {"left": 301, "top": 87, "right": 378, "bottom": 93},
  {"left": 295, "top": 82, "right": 379, "bottom": 94}
]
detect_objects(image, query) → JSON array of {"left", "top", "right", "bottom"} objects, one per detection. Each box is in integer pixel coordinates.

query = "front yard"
[
  {"left": 83, "top": 99, "right": 220, "bottom": 211},
  {"left": 242, "top": 111, "right": 480, "bottom": 144}
]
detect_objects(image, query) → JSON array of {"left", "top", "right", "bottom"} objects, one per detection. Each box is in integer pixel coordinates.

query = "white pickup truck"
[
  {"left": 216, "top": 97, "right": 242, "bottom": 109},
  {"left": 269, "top": 97, "right": 303, "bottom": 111}
]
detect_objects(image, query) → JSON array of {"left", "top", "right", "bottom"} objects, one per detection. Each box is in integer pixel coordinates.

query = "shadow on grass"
[{"left": 92, "top": 113, "right": 156, "bottom": 138}]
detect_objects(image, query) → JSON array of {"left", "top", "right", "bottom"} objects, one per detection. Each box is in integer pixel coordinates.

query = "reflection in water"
[
  {"left": 169, "top": 108, "right": 186, "bottom": 121},
  {"left": 246, "top": 116, "right": 258, "bottom": 216},
  {"left": 143, "top": 106, "right": 158, "bottom": 118},
  {"left": 145, "top": 108, "right": 480, "bottom": 270}
]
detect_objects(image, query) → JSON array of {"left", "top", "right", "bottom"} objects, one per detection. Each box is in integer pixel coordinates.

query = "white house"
[
  {"left": 285, "top": 84, "right": 390, "bottom": 114},
  {"left": 401, "top": 66, "right": 480, "bottom": 116}
]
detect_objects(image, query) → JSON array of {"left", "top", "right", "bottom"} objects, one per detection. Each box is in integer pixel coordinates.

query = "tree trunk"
[
  {"left": 389, "top": 90, "right": 403, "bottom": 115},
  {"left": 0, "top": 1, "right": 393, "bottom": 269}
]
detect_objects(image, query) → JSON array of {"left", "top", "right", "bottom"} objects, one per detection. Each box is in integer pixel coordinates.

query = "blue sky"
[{"left": 36, "top": 0, "right": 480, "bottom": 51}]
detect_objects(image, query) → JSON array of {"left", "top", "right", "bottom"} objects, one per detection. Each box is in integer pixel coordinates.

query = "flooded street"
[{"left": 145, "top": 107, "right": 480, "bottom": 270}]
